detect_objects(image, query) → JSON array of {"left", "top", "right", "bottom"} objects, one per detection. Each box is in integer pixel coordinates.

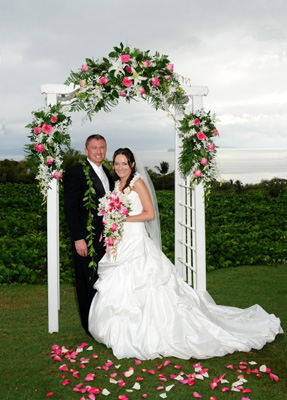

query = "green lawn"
[{"left": 0, "top": 265, "right": 286, "bottom": 400}]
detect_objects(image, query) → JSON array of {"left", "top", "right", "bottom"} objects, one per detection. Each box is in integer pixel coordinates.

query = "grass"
[{"left": 0, "top": 265, "right": 286, "bottom": 400}]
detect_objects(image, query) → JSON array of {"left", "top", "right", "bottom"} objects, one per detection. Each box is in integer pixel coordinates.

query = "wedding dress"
[{"left": 88, "top": 180, "right": 283, "bottom": 360}]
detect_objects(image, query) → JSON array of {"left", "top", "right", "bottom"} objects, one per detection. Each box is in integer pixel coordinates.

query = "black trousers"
[{"left": 72, "top": 244, "right": 105, "bottom": 334}]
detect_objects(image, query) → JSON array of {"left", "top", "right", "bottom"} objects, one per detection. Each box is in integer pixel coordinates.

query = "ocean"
[{"left": 107, "top": 148, "right": 287, "bottom": 184}]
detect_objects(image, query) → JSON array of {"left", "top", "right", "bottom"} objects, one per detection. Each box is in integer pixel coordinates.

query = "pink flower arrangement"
[
  {"left": 139, "top": 88, "right": 146, "bottom": 95},
  {"left": 34, "top": 126, "right": 41, "bottom": 134},
  {"left": 213, "top": 129, "right": 218, "bottom": 136},
  {"left": 42, "top": 123, "right": 52, "bottom": 135},
  {"left": 98, "top": 190, "right": 132, "bottom": 257},
  {"left": 35, "top": 144, "right": 45, "bottom": 152},
  {"left": 194, "top": 119, "right": 200, "bottom": 126},
  {"left": 201, "top": 158, "right": 208, "bottom": 165},
  {"left": 82, "top": 65, "right": 89, "bottom": 71},
  {"left": 164, "top": 75, "right": 171, "bottom": 80},
  {"left": 121, "top": 54, "right": 130, "bottom": 63},
  {"left": 119, "top": 91, "right": 126, "bottom": 97},
  {"left": 99, "top": 77, "right": 108, "bottom": 85},
  {"left": 166, "top": 63, "right": 174, "bottom": 72},
  {"left": 152, "top": 77, "right": 160, "bottom": 87},
  {"left": 122, "top": 77, "right": 133, "bottom": 87},
  {"left": 126, "top": 66, "right": 132, "bottom": 73},
  {"left": 51, "top": 116, "right": 57, "bottom": 123},
  {"left": 196, "top": 132, "right": 206, "bottom": 141}
]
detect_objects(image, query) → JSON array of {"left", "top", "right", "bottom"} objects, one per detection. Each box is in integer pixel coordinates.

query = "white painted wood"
[
  {"left": 174, "top": 89, "right": 207, "bottom": 291},
  {"left": 44, "top": 91, "right": 60, "bottom": 333},
  {"left": 41, "top": 84, "right": 81, "bottom": 333}
]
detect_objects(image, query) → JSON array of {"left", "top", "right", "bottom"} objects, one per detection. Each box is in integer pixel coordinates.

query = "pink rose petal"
[
  {"left": 142, "top": 395, "right": 147, "bottom": 399},
  {"left": 135, "top": 359, "right": 141, "bottom": 365},
  {"left": 269, "top": 372, "right": 279, "bottom": 382},
  {"left": 210, "top": 382, "right": 217, "bottom": 389},
  {"left": 46, "top": 393, "right": 53, "bottom": 398},
  {"left": 226, "top": 365, "right": 233, "bottom": 369},
  {"left": 157, "top": 386, "right": 164, "bottom": 390},
  {"left": 163, "top": 360, "right": 171, "bottom": 366},
  {"left": 148, "top": 370, "right": 155, "bottom": 374},
  {"left": 136, "top": 376, "right": 143, "bottom": 381},
  {"left": 193, "top": 392, "right": 202, "bottom": 398},
  {"left": 221, "top": 387, "right": 230, "bottom": 391},
  {"left": 63, "top": 379, "right": 70, "bottom": 386}
]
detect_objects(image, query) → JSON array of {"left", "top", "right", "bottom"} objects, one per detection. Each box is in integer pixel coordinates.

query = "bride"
[{"left": 88, "top": 148, "right": 283, "bottom": 360}]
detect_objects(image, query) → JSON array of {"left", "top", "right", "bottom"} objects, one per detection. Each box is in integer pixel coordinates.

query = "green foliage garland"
[{"left": 80, "top": 159, "right": 97, "bottom": 270}]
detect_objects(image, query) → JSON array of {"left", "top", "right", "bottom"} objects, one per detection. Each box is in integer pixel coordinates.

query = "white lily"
[
  {"left": 129, "top": 70, "right": 147, "bottom": 86},
  {"left": 108, "top": 59, "right": 125, "bottom": 77}
]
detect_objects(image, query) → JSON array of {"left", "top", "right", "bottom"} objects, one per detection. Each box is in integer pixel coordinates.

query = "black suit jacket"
[{"left": 63, "top": 161, "right": 114, "bottom": 250}]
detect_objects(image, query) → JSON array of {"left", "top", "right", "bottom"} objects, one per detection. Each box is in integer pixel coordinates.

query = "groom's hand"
[{"left": 75, "top": 239, "right": 88, "bottom": 257}]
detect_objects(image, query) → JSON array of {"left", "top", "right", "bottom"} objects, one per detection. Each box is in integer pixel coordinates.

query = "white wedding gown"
[{"left": 88, "top": 188, "right": 283, "bottom": 360}]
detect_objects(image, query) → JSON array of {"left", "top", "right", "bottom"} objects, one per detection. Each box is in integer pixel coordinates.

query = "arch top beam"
[
  {"left": 183, "top": 85, "right": 209, "bottom": 97},
  {"left": 40, "top": 84, "right": 79, "bottom": 105}
]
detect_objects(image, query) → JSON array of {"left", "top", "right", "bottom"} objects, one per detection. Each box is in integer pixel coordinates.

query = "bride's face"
[{"left": 114, "top": 154, "right": 133, "bottom": 181}]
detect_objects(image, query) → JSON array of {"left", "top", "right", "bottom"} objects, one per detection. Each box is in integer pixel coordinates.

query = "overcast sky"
[{"left": 1, "top": 0, "right": 287, "bottom": 160}]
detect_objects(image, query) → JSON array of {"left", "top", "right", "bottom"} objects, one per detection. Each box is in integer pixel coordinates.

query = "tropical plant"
[{"left": 155, "top": 161, "right": 170, "bottom": 189}]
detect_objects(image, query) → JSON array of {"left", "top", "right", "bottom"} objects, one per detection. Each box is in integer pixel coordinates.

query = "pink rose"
[
  {"left": 143, "top": 60, "right": 150, "bottom": 68},
  {"left": 164, "top": 75, "right": 171, "bottom": 80},
  {"left": 152, "top": 77, "right": 160, "bottom": 87},
  {"left": 139, "top": 88, "right": 146, "bottom": 95},
  {"left": 122, "top": 208, "right": 129, "bottom": 216},
  {"left": 122, "top": 76, "right": 133, "bottom": 87},
  {"left": 126, "top": 66, "right": 132, "bottom": 73},
  {"left": 166, "top": 63, "right": 174, "bottom": 72},
  {"left": 82, "top": 65, "right": 89, "bottom": 71},
  {"left": 194, "top": 119, "right": 200, "bottom": 126},
  {"left": 99, "top": 77, "right": 108, "bottom": 85},
  {"left": 51, "top": 116, "right": 57, "bottom": 123},
  {"left": 47, "top": 156, "right": 54, "bottom": 165},
  {"left": 107, "top": 237, "right": 114, "bottom": 245},
  {"left": 42, "top": 123, "right": 52, "bottom": 134},
  {"left": 201, "top": 158, "right": 208, "bottom": 165},
  {"left": 121, "top": 54, "right": 130, "bottom": 63},
  {"left": 196, "top": 131, "right": 206, "bottom": 141},
  {"left": 53, "top": 171, "right": 63, "bottom": 179},
  {"left": 35, "top": 144, "right": 45, "bottom": 153},
  {"left": 119, "top": 91, "right": 126, "bottom": 97},
  {"left": 111, "top": 223, "right": 117, "bottom": 232},
  {"left": 207, "top": 143, "right": 215, "bottom": 150},
  {"left": 213, "top": 129, "right": 218, "bottom": 136},
  {"left": 194, "top": 170, "right": 203, "bottom": 177},
  {"left": 34, "top": 126, "right": 41, "bottom": 134}
]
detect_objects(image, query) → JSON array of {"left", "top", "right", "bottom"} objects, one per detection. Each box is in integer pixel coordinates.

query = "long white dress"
[{"left": 88, "top": 182, "right": 283, "bottom": 360}]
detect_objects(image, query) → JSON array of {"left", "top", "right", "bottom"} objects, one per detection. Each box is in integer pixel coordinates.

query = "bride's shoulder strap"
[{"left": 129, "top": 172, "right": 141, "bottom": 190}]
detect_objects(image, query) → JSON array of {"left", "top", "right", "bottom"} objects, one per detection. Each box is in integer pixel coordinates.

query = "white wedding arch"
[{"left": 27, "top": 45, "right": 218, "bottom": 332}]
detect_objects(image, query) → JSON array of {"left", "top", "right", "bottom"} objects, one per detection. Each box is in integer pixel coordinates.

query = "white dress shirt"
[{"left": 87, "top": 159, "right": 110, "bottom": 193}]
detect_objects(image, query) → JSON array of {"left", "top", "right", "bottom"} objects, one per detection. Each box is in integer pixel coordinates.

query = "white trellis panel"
[{"left": 174, "top": 86, "right": 208, "bottom": 292}]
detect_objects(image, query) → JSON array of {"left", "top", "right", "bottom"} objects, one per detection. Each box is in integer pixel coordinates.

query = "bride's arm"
[{"left": 125, "top": 179, "right": 155, "bottom": 222}]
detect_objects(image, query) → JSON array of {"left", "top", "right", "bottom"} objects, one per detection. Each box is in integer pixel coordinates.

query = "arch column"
[
  {"left": 41, "top": 84, "right": 78, "bottom": 333},
  {"left": 174, "top": 86, "right": 209, "bottom": 292}
]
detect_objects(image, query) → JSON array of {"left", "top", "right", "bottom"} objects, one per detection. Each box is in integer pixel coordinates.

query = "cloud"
[{"left": 1, "top": 0, "right": 287, "bottom": 161}]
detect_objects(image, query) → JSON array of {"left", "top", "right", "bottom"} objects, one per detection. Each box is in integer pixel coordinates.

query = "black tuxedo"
[{"left": 63, "top": 160, "right": 114, "bottom": 334}]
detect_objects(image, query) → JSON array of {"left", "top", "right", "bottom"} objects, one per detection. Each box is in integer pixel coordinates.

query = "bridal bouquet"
[{"left": 98, "top": 190, "right": 132, "bottom": 258}]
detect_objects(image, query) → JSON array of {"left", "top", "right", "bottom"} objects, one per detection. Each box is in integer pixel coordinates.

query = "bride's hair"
[{"left": 113, "top": 148, "right": 136, "bottom": 191}]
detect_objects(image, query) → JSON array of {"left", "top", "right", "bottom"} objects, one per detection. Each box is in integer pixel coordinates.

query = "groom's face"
[{"left": 85, "top": 139, "right": 107, "bottom": 167}]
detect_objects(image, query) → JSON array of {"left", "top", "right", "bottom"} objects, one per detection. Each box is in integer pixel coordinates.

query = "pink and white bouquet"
[{"left": 98, "top": 190, "right": 132, "bottom": 258}]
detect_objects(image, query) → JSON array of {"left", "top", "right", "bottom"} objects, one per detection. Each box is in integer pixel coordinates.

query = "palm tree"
[{"left": 155, "top": 161, "right": 169, "bottom": 190}]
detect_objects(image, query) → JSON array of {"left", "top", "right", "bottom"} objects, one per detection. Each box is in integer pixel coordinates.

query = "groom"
[{"left": 63, "top": 134, "right": 114, "bottom": 334}]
